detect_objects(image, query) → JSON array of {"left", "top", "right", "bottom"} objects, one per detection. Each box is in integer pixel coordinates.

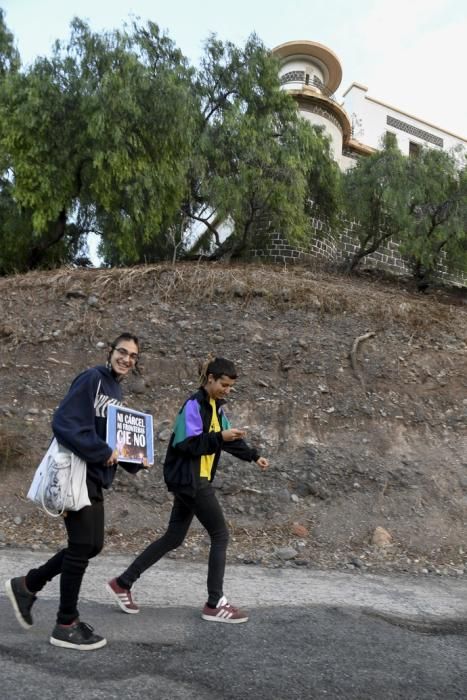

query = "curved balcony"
[{"left": 280, "top": 71, "right": 337, "bottom": 102}]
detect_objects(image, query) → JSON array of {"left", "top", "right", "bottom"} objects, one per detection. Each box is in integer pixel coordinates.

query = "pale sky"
[{"left": 2, "top": 0, "right": 466, "bottom": 137}]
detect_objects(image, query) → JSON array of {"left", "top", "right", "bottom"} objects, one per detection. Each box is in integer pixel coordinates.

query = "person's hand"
[
  {"left": 256, "top": 456, "right": 269, "bottom": 471},
  {"left": 221, "top": 428, "right": 246, "bottom": 441},
  {"left": 141, "top": 457, "right": 151, "bottom": 469},
  {"left": 105, "top": 448, "right": 119, "bottom": 466}
]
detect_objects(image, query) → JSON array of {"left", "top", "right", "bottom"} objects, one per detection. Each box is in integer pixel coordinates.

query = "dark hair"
[
  {"left": 110, "top": 332, "right": 139, "bottom": 351},
  {"left": 199, "top": 356, "right": 237, "bottom": 385}
]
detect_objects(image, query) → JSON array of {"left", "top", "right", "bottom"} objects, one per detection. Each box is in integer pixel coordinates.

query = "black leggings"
[
  {"left": 25, "top": 500, "right": 104, "bottom": 625},
  {"left": 118, "top": 486, "right": 229, "bottom": 606}
]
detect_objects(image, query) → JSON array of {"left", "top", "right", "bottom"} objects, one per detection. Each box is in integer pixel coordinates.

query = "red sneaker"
[
  {"left": 201, "top": 595, "right": 249, "bottom": 624},
  {"left": 106, "top": 578, "right": 139, "bottom": 614}
]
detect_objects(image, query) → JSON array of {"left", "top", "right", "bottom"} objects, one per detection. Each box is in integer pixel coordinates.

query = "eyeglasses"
[{"left": 114, "top": 347, "right": 139, "bottom": 362}]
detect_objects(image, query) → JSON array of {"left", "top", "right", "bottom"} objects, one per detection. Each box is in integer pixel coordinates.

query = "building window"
[{"left": 409, "top": 141, "right": 421, "bottom": 158}]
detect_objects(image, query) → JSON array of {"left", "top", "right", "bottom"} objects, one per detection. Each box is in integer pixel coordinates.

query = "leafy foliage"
[
  {"left": 400, "top": 147, "right": 467, "bottom": 289},
  {"left": 0, "top": 12, "right": 462, "bottom": 286},
  {"left": 186, "top": 35, "right": 340, "bottom": 259},
  {"left": 342, "top": 132, "right": 467, "bottom": 287},
  {"left": 0, "top": 9, "right": 20, "bottom": 77},
  {"left": 0, "top": 18, "right": 196, "bottom": 270},
  {"left": 341, "top": 133, "right": 411, "bottom": 272}
]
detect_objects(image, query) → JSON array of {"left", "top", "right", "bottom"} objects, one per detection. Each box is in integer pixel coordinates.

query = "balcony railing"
[{"left": 280, "top": 71, "right": 337, "bottom": 102}]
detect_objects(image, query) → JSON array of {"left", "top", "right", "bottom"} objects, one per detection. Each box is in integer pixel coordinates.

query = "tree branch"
[{"left": 187, "top": 211, "right": 221, "bottom": 246}]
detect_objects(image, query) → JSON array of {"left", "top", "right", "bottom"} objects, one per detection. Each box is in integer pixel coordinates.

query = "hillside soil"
[{"left": 1, "top": 262, "right": 466, "bottom": 580}]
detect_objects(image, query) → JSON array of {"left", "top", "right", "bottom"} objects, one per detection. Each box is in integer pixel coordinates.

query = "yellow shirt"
[{"left": 200, "top": 398, "right": 221, "bottom": 479}]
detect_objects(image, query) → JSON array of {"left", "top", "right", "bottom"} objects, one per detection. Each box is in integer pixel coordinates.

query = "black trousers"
[
  {"left": 25, "top": 499, "right": 104, "bottom": 625},
  {"left": 118, "top": 485, "right": 229, "bottom": 606}
]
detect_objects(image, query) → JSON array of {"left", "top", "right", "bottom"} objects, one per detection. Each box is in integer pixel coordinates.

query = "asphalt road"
[{"left": 1, "top": 550, "right": 466, "bottom": 699}]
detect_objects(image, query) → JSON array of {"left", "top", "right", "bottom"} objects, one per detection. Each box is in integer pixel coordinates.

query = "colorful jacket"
[{"left": 163, "top": 387, "right": 259, "bottom": 495}]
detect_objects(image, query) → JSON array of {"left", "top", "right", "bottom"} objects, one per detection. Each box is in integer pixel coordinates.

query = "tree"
[
  {"left": 0, "top": 9, "right": 20, "bottom": 77},
  {"left": 0, "top": 10, "right": 36, "bottom": 275},
  {"left": 0, "top": 20, "right": 341, "bottom": 270},
  {"left": 341, "top": 133, "right": 411, "bottom": 272},
  {"left": 0, "top": 51, "right": 88, "bottom": 269},
  {"left": 185, "top": 35, "right": 340, "bottom": 259},
  {"left": 0, "top": 18, "right": 196, "bottom": 270},
  {"left": 94, "top": 21, "right": 198, "bottom": 265},
  {"left": 303, "top": 124, "right": 342, "bottom": 232},
  {"left": 0, "top": 177, "right": 33, "bottom": 275},
  {"left": 400, "top": 147, "right": 467, "bottom": 290}
]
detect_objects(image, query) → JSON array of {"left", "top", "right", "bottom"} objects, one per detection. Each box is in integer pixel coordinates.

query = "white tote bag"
[{"left": 27, "top": 438, "right": 91, "bottom": 517}]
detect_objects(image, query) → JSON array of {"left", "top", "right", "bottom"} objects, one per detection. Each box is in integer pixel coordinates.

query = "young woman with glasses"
[{"left": 5, "top": 332, "right": 148, "bottom": 650}]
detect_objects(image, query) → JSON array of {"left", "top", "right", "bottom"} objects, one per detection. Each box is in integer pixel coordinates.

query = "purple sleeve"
[
  {"left": 184, "top": 399, "right": 203, "bottom": 437},
  {"left": 171, "top": 397, "right": 223, "bottom": 456}
]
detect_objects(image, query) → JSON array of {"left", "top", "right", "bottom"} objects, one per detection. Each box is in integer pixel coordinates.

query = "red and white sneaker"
[
  {"left": 201, "top": 595, "right": 249, "bottom": 624},
  {"left": 106, "top": 578, "right": 139, "bottom": 614}
]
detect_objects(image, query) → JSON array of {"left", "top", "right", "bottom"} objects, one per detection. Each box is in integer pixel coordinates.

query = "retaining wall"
[{"left": 251, "top": 222, "right": 467, "bottom": 287}]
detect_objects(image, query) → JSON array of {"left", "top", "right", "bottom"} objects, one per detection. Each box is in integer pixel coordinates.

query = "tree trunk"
[{"left": 28, "top": 209, "right": 67, "bottom": 269}]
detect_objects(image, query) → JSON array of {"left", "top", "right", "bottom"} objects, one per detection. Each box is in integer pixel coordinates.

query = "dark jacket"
[
  {"left": 163, "top": 387, "right": 259, "bottom": 495},
  {"left": 52, "top": 365, "right": 141, "bottom": 493}
]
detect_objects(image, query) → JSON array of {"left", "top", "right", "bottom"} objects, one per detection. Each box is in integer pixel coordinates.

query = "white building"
[{"left": 272, "top": 40, "right": 467, "bottom": 170}]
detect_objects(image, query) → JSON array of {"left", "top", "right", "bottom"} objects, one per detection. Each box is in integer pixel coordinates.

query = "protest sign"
[{"left": 106, "top": 405, "right": 154, "bottom": 465}]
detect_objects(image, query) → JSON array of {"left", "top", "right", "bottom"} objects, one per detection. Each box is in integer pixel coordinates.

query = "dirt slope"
[{"left": 1, "top": 263, "right": 466, "bottom": 578}]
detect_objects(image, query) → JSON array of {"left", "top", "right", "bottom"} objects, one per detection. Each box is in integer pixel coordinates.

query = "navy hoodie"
[{"left": 52, "top": 365, "right": 140, "bottom": 494}]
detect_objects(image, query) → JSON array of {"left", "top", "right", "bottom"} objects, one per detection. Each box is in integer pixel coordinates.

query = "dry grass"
[{"left": 0, "top": 262, "right": 465, "bottom": 337}]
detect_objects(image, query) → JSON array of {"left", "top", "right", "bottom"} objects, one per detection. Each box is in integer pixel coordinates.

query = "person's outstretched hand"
[
  {"left": 256, "top": 457, "right": 269, "bottom": 470},
  {"left": 222, "top": 428, "right": 246, "bottom": 441}
]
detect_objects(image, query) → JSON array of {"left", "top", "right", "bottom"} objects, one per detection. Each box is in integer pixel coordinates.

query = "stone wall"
[{"left": 251, "top": 222, "right": 467, "bottom": 288}]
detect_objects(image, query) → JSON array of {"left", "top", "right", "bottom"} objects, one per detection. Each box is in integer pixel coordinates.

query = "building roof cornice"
[
  {"left": 272, "top": 40, "right": 342, "bottom": 93},
  {"left": 343, "top": 85, "right": 467, "bottom": 142},
  {"left": 366, "top": 94, "right": 466, "bottom": 142}
]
